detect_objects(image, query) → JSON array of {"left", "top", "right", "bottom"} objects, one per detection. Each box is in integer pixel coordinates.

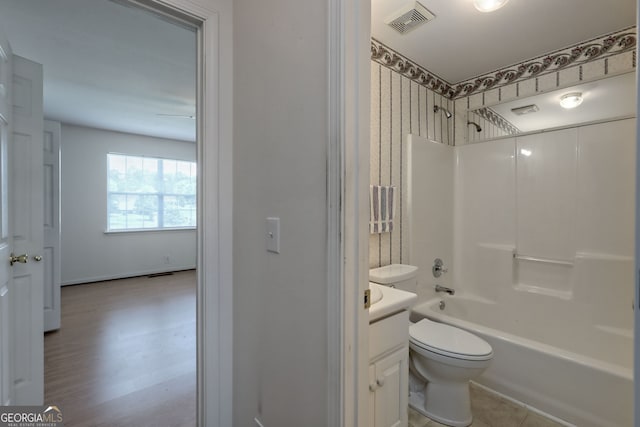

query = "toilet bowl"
[
  {"left": 369, "top": 264, "right": 493, "bottom": 427},
  {"left": 408, "top": 318, "right": 493, "bottom": 427}
]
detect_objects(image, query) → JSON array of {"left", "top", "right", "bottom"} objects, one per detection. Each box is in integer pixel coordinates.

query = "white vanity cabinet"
[{"left": 369, "top": 310, "right": 409, "bottom": 427}]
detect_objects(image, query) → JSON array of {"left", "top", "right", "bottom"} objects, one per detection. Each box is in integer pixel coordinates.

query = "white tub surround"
[
  {"left": 405, "top": 136, "right": 454, "bottom": 304},
  {"left": 451, "top": 119, "right": 634, "bottom": 426},
  {"left": 454, "top": 119, "right": 635, "bottom": 325}
]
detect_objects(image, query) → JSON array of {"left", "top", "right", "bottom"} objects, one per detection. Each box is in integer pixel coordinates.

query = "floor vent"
[{"left": 385, "top": 1, "right": 435, "bottom": 35}]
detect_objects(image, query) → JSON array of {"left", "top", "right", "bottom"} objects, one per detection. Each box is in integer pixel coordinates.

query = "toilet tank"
[{"left": 369, "top": 264, "right": 418, "bottom": 292}]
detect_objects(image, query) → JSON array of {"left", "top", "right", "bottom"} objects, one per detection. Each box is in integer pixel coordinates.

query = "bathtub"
[{"left": 412, "top": 295, "right": 633, "bottom": 427}]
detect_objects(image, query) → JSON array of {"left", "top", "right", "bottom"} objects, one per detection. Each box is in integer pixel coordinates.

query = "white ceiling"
[
  {"left": 372, "top": 0, "right": 636, "bottom": 83},
  {"left": 0, "top": 0, "right": 196, "bottom": 142},
  {"left": 0, "top": 0, "right": 634, "bottom": 142}
]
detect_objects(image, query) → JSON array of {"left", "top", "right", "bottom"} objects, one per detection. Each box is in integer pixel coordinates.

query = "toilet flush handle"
[{"left": 376, "top": 377, "right": 385, "bottom": 387}]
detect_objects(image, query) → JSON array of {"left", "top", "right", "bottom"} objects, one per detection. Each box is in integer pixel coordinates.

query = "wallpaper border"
[
  {"left": 371, "top": 38, "right": 454, "bottom": 99},
  {"left": 371, "top": 26, "right": 636, "bottom": 100}
]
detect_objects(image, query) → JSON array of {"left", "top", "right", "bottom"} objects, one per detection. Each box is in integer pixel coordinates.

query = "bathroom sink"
[
  {"left": 369, "top": 283, "right": 383, "bottom": 305},
  {"left": 369, "top": 283, "right": 417, "bottom": 322}
]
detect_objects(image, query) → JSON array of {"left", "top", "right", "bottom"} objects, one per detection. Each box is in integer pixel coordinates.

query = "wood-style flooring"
[{"left": 44, "top": 270, "right": 197, "bottom": 427}]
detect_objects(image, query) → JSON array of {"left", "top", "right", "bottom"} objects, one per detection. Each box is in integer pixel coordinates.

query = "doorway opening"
[{"left": 0, "top": 0, "right": 201, "bottom": 424}]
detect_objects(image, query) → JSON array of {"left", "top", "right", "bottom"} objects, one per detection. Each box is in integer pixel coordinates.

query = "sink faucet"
[{"left": 435, "top": 284, "right": 455, "bottom": 295}]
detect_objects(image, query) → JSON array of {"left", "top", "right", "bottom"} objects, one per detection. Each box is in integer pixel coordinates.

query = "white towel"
[{"left": 369, "top": 185, "right": 395, "bottom": 233}]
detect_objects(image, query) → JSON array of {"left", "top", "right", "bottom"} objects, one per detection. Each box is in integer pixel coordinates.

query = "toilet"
[{"left": 369, "top": 264, "right": 493, "bottom": 427}]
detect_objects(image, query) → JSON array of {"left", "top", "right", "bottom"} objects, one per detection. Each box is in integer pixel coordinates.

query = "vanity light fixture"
[
  {"left": 473, "top": 0, "right": 510, "bottom": 13},
  {"left": 559, "top": 92, "right": 584, "bottom": 109}
]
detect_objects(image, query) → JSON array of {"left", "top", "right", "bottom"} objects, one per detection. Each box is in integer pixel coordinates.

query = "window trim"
[
  {"left": 106, "top": 153, "right": 197, "bottom": 231},
  {"left": 104, "top": 227, "right": 196, "bottom": 234}
]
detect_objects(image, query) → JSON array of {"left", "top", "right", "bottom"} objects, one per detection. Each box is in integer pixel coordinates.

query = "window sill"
[{"left": 104, "top": 227, "right": 196, "bottom": 235}]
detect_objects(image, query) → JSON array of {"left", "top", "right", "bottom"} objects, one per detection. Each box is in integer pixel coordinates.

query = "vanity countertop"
[{"left": 369, "top": 283, "right": 417, "bottom": 323}]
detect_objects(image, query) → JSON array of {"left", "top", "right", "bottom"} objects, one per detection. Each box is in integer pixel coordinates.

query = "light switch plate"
[{"left": 266, "top": 217, "right": 280, "bottom": 253}]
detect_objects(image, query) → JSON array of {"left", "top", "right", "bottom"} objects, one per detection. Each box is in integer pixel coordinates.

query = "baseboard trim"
[{"left": 61, "top": 266, "right": 196, "bottom": 286}]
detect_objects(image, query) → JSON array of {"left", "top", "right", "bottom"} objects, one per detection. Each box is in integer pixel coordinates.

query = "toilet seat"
[{"left": 409, "top": 319, "right": 493, "bottom": 361}]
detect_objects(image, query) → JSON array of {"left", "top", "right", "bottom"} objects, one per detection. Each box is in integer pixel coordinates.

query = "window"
[{"left": 107, "top": 154, "right": 196, "bottom": 231}]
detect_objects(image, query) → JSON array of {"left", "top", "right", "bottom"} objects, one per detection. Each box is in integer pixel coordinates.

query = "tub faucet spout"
[{"left": 435, "top": 284, "right": 455, "bottom": 295}]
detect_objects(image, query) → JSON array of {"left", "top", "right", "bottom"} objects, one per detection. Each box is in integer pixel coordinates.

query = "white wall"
[
  {"left": 60, "top": 123, "right": 196, "bottom": 285},
  {"left": 233, "top": 0, "right": 330, "bottom": 426}
]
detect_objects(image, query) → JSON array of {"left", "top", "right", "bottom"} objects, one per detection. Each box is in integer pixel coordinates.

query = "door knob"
[
  {"left": 9, "top": 253, "right": 28, "bottom": 266},
  {"left": 33, "top": 255, "right": 42, "bottom": 262}
]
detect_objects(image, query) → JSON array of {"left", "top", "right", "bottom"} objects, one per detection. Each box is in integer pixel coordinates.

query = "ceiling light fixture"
[
  {"left": 474, "top": 0, "right": 510, "bottom": 12},
  {"left": 559, "top": 92, "right": 584, "bottom": 109}
]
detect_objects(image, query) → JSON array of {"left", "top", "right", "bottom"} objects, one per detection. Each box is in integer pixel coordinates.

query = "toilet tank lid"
[{"left": 369, "top": 264, "right": 418, "bottom": 284}]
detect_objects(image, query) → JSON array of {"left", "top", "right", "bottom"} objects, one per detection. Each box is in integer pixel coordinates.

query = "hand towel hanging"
[{"left": 369, "top": 185, "right": 396, "bottom": 233}]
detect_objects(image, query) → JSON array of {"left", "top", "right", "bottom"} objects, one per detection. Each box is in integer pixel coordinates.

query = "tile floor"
[{"left": 408, "top": 383, "right": 565, "bottom": 427}]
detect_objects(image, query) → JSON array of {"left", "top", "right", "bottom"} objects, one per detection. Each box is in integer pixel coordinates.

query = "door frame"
[
  {"left": 328, "top": 0, "right": 371, "bottom": 426},
  {"left": 128, "top": 1, "right": 370, "bottom": 426},
  {"left": 635, "top": 3, "right": 639, "bottom": 426},
  {"left": 127, "top": 1, "right": 233, "bottom": 426}
]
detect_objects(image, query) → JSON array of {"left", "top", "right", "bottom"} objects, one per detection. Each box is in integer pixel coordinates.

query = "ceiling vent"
[
  {"left": 385, "top": 1, "right": 435, "bottom": 35},
  {"left": 511, "top": 104, "right": 540, "bottom": 116}
]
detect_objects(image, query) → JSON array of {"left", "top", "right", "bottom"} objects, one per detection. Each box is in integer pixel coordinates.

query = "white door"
[
  {"left": 10, "top": 55, "right": 44, "bottom": 404},
  {"left": 0, "top": 28, "right": 14, "bottom": 407},
  {"left": 43, "top": 120, "right": 60, "bottom": 332}
]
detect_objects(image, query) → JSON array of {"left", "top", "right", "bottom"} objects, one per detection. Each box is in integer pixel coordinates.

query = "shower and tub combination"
[
  {"left": 413, "top": 283, "right": 632, "bottom": 427},
  {"left": 404, "top": 118, "right": 635, "bottom": 427}
]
